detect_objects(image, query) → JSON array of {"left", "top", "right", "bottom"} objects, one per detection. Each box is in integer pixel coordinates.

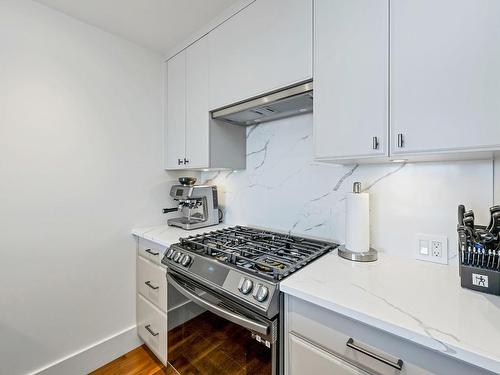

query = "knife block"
[
  {"left": 459, "top": 264, "right": 500, "bottom": 296},
  {"left": 458, "top": 223, "right": 500, "bottom": 296}
]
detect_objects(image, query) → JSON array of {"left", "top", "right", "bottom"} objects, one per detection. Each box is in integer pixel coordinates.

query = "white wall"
[
  {"left": 0, "top": 1, "right": 176, "bottom": 374},
  {"left": 495, "top": 158, "right": 500, "bottom": 205},
  {"left": 202, "top": 114, "right": 494, "bottom": 261}
]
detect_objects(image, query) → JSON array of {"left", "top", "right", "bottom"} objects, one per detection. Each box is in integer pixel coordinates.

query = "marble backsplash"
[{"left": 201, "top": 114, "right": 494, "bottom": 261}]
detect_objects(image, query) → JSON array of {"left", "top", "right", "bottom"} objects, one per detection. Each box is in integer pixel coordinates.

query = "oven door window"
[
  {"left": 167, "top": 271, "right": 276, "bottom": 375},
  {"left": 169, "top": 310, "right": 272, "bottom": 374}
]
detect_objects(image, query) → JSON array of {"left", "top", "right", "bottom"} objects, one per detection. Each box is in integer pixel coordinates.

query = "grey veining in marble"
[
  {"left": 352, "top": 283, "right": 459, "bottom": 354},
  {"left": 202, "top": 114, "right": 493, "bottom": 258}
]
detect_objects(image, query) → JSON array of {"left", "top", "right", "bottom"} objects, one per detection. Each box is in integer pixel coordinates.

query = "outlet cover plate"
[{"left": 415, "top": 234, "right": 448, "bottom": 265}]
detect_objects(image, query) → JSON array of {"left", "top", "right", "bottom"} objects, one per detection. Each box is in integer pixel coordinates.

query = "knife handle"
[{"left": 458, "top": 205, "right": 465, "bottom": 225}]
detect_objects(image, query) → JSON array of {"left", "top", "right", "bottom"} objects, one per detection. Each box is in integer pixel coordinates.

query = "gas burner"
[
  {"left": 176, "top": 226, "right": 337, "bottom": 281},
  {"left": 254, "top": 257, "right": 287, "bottom": 273}
]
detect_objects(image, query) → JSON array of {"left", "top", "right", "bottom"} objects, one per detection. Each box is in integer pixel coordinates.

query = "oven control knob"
[
  {"left": 239, "top": 278, "right": 253, "bottom": 295},
  {"left": 181, "top": 254, "right": 192, "bottom": 267},
  {"left": 173, "top": 252, "right": 182, "bottom": 263},
  {"left": 254, "top": 285, "right": 269, "bottom": 302},
  {"left": 166, "top": 248, "right": 175, "bottom": 259}
]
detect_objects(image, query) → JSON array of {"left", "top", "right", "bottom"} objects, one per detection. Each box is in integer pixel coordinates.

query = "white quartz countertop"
[
  {"left": 131, "top": 223, "right": 231, "bottom": 247},
  {"left": 132, "top": 224, "right": 500, "bottom": 372},
  {"left": 281, "top": 251, "right": 500, "bottom": 374}
]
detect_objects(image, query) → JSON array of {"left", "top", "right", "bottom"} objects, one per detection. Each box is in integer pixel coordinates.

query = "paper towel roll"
[{"left": 345, "top": 192, "right": 370, "bottom": 253}]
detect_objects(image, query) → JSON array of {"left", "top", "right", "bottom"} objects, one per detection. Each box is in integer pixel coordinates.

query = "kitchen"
[{"left": 1, "top": 0, "right": 500, "bottom": 374}]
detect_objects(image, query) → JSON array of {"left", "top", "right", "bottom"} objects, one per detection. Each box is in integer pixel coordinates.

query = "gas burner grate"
[{"left": 178, "top": 226, "right": 337, "bottom": 280}]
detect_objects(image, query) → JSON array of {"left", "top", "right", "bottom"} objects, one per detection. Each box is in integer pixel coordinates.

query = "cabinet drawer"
[
  {"left": 138, "top": 238, "right": 167, "bottom": 265},
  {"left": 287, "top": 296, "right": 491, "bottom": 375},
  {"left": 289, "top": 333, "right": 368, "bottom": 375},
  {"left": 137, "top": 256, "right": 167, "bottom": 312},
  {"left": 289, "top": 329, "right": 409, "bottom": 375},
  {"left": 137, "top": 294, "right": 167, "bottom": 364},
  {"left": 288, "top": 297, "right": 430, "bottom": 375}
]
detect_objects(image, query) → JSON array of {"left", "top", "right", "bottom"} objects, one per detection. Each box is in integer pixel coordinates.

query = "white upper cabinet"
[
  {"left": 164, "top": 36, "right": 245, "bottom": 171},
  {"left": 185, "top": 37, "right": 209, "bottom": 169},
  {"left": 313, "top": 0, "right": 389, "bottom": 162},
  {"left": 391, "top": 0, "right": 500, "bottom": 157},
  {"left": 165, "top": 51, "right": 186, "bottom": 170},
  {"left": 165, "top": 43, "right": 209, "bottom": 170},
  {"left": 208, "top": 0, "right": 313, "bottom": 110}
]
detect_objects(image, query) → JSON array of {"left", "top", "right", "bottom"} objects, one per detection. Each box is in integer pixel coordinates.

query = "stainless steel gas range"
[{"left": 162, "top": 226, "right": 338, "bottom": 375}]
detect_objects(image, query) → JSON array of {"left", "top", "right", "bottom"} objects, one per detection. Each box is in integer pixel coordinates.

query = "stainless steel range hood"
[{"left": 211, "top": 81, "right": 313, "bottom": 126}]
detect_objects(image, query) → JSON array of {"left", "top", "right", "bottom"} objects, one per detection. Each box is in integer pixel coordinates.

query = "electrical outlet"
[
  {"left": 416, "top": 234, "right": 448, "bottom": 264},
  {"left": 431, "top": 241, "right": 442, "bottom": 257}
]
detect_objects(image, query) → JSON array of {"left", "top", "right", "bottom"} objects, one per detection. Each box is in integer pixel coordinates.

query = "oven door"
[{"left": 167, "top": 269, "right": 279, "bottom": 375}]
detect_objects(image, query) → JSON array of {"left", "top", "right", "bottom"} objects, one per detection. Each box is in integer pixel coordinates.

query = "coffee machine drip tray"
[{"left": 168, "top": 216, "right": 209, "bottom": 230}]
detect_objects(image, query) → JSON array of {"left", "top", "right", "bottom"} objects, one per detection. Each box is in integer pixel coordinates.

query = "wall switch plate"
[{"left": 415, "top": 234, "right": 448, "bottom": 265}]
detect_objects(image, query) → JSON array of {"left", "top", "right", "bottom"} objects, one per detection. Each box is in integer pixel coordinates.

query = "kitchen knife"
[
  {"left": 464, "top": 209, "right": 474, "bottom": 221},
  {"left": 457, "top": 225, "right": 468, "bottom": 265},
  {"left": 486, "top": 205, "right": 500, "bottom": 232},
  {"left": 488, "top": 211, "right": 500, "bottom": 236},
  {"left": 458, "top": 205, "right": 466, "bottom": 225}
]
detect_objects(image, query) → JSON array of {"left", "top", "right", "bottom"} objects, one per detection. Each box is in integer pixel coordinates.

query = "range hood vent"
[{"left": 211, "top": 81, "right": 313, "bottom": 126}]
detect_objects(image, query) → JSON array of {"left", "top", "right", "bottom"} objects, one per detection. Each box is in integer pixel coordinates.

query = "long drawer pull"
[
  {"left": 145, "top": 324, "right": 159, "bottom": 337},
  {"left": 145, "top": 281, "right": 159, "bottom": 290},
  {"left": 145, "top": 249, "right": 159, "bottom": 256},
  {"left": 346, "top": 338, "right": 403, "bottom": 371}
]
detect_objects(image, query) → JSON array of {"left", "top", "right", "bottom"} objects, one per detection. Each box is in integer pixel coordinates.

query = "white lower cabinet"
[
  {"left": 137, "top": 294, "right": 167, "bottom": 364},
  {"left": 289, "top": 333, "right": 368, "bottom": 375},
  {"left": 285, "top": 295, "right": 492, "bottom": 375},
  {"left": 136, "top": 238, "right": 168, "bottom": 364}
]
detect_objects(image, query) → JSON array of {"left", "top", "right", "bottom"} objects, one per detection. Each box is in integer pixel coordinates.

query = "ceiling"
[{"left": 34, "top": 0, "right": 238, "bottom": 54}]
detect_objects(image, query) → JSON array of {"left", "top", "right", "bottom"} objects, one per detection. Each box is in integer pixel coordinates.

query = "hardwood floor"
[
  {"left": 90, "top": 345, "right": 178, "bottom": 375},
  {"left": 92, "top": 311, "right": 271, "bottom": 375}
]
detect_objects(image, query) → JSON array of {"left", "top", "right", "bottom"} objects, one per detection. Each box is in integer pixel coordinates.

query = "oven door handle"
[{"left": 167, "top": 273, "right": 270, "bottom": 336}]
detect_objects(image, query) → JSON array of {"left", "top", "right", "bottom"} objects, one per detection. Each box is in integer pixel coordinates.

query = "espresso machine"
[{"left": 163, "top": 177, "right": 221, "bottom": 230}]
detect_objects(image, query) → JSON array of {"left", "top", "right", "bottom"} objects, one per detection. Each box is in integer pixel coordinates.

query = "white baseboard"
[{"left": 30, "top": 325, "right": 142, "bottom": 375}]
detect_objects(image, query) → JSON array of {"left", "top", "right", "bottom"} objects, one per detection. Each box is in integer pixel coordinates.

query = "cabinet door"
[
  {"left": 165, "top": 51, "right": 186, "bottom": 169},
  {"left": 391, "top": 0, "right": 500, "bottom": 155},
  {"left": 288, "top": 333, "right": 368, "bottom": 375},
  {"left": 137, "top": 294, "right": 167, "bottom": 364},
  {"left": 208, "top": 0, "right": 313, "bottom": 110},
  {"left": 313, "top": 0, "right": 389, "bottom": 161},
  {"left": 185, "top": 37, "right": 209, "bottom": 169}
]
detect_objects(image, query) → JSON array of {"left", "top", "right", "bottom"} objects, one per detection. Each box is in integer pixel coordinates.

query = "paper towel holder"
[
  {"left": 338, "top": 182, "right": 378, "bottom": 262},
  {"left": 338, "top": 246, "right": 378, "bottom": 262}
]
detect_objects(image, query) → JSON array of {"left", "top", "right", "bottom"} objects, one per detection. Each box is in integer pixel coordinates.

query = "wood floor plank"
[{"left": 90, "top": 345, "right": 177, "bottom": 375}]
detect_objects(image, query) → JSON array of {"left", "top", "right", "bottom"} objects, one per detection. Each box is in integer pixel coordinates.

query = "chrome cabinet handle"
[
  {"left": 397, "top": 133, "right": 404, "bottom": 148},
  {"left": 372, "top": 136, "right": 379, "bottom": 150},
  {"left": 145, "top": 281, "right": 159, "bottom": 290},
  {"left": 145, "top": 249, "right": 159, "bottom": 256},
  {"left": 346, "top": 338, "right": 403, "bottom": 371},
  {"left": 145, "top": 324, "right": 159, "bottom": 337},
  {"left": 177, "top": 158, "right": 183, "bottom": 165},
  {"left": 167, "top": 273, "right": 269, "bottom": 336}
]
